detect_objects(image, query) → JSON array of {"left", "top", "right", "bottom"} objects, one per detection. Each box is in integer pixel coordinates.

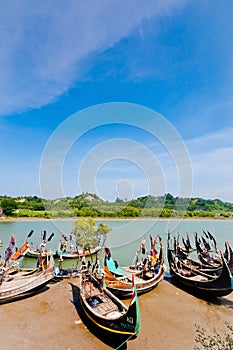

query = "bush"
[{"left": 194, "top": 323, "right": 233, "bottom": 349}]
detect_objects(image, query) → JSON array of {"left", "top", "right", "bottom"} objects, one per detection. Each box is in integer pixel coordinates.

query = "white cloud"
[
  {"left": 186, "top": 128, "right": 233, "bottom": 201},
  {"left": 187, "top": 126, "right": 233, "bottom": 151},
  {"left": 0, "top": 0, "right": 187, "bottom": 116}
]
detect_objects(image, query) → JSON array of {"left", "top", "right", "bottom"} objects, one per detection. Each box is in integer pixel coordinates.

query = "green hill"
[{"left": 0, "top": 193, "right": 233, "bottom": 219}]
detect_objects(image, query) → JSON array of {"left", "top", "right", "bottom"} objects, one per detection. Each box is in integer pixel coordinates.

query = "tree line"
[{"left": 0, "top": 193, "right": 233, "bottom": 219}]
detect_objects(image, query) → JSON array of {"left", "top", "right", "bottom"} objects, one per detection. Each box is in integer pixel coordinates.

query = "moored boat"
[
  {"left": 26, "top": 246, "right": 57, "bottom": 258},
  {"left": 224, "top": 240, "right": 233, "bottom": 274},
  {"left": 0, "top": 255, "right": 55, "bottom": 303},
  {"left": 104, "top": 238, "right": 164, "bottom": 298},
  {"left": 25, "top": 231, "right": 56, "bottom": 258},
  {"left": 78, "top": 269, "right": 140, "bottom": 341},
  {"left": 167, "top": 233, "right": 232, "bottom": 298},
  {"left": 10, "top": 241, "right": 30, "bottom": 261},
  {"left": 194, "top": 232, "right": 222, "bottom": 268},
  {"left": 57, "top": 243, "right": 101, "bottom": 260}
]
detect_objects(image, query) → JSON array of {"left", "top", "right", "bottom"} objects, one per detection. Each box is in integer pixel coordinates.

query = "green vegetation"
[
  {"left": 0, "top": 198, "right": 18, "bottom": 216},
  {"left": 0, "top": 193, "right": 233, "bottom": 219},
  {"left": 73, "top": 217, "right": 111, "bottom": 250},
  {"left": 194, "top": 323, "right": 233, "bottom": 350}
]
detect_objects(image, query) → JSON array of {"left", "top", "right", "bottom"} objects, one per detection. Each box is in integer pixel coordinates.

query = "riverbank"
[
  {"left": 0, "top": 278, "right": 232, "bottom": 350},
  {"left": 1, "top": 216, "right": 233, "bottom": 222}
]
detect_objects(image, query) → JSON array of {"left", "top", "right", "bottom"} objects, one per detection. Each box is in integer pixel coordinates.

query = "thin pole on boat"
[{"left": 115, "top": 333, "right": 136, "bottom": 350}]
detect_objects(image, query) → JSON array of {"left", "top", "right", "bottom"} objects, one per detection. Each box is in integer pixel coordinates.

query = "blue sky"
[{"left": 0, "top": 1, "right": 233, "bottom": 202}]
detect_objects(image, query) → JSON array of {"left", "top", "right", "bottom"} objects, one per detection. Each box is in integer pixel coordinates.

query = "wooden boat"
[
  {"left": 174, "top": 247, "right": 224, "bottom": 277},
  {"left": 26, "top": 246, "right": 57, "bottom": 258},
  {"left": 103, "top": 247, "right": 126, "bottom": 277},
  {"left": 104, "top": 240, "right": 164, "bottom": 298},
  {"left": 0, "top": 255, "right": 55, "bottom": 303},
  {"left": 10, "top": 241, "right": 30, "bottom": 261},
  {"left": 167, "top": 234, "right": 232, "bottom": 298},
  {"left": 179, "top": 232, "right": 233, "bottom": 276},
  {"left": 178, "top": 233, "right": 196, "bottom": 254},
  {"left": 196, "top": 232, "right": 233, "bottom": 274},
  {"left": 79, "top": 269, "right": 140, "bottom": 340},
  {"left": 194, "top": 232, "right": 222, "bottom": 268},
  {"left": 54, "top": 268, "right": 79, "bottom": 279},
  {"left": 224, "top": 240, "right": 233, "bottom": 274},
  {"left": 9, "top": 230, "right": 35, "bottom": 260},
  {"left": 122, "top": 235, "right": 163, "bottom": 273},
  {"left": 25, "top": 232, "right": 56, "bottom": 258},
  {"left": 174, "top": 236, "right": 223, "bottom": 274},
  {"left": 56, "top": 243, "right": 101, "bottom": 260},
  {"left": 104, "top": 262, "right": 164, "bottom": 298}
]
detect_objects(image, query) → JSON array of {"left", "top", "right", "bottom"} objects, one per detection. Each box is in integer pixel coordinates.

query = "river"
[{"left": 0, "top": 218, "right": 232, "bottom": 269}]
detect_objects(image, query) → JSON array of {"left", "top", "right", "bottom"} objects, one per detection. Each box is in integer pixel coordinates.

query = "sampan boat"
[
  {"left": 56, "top": 245, "right": 101, "bottom": 259},
  {"left": 167, "top": 234, "right": 232, "bottom": 298},
  {"left": 104, "top": 240, "right": 164, "bottom": 298},
  {"left": 79, "top": 270, "right": 140, "bottom": 340},
  {"left": 10, "top": 241, "right": 30, "bottom": 261},
  {"left": 194, "top": 232, "right": 222, "bottom": 268},
  {"left": 0, "top": 255, "right": 55, "bottom": 303},
  {"left": 25, "top": 247, "right": 57, "bottom": 258},
  {"left": 224, "top": 240, "right": 233, "bottom": 274}
]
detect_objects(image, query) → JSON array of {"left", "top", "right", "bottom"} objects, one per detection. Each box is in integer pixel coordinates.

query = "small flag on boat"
[
  {"left": 150, "top": 235, "right": 159, "bottom": 260},
  {"left": 104, "top": 247, "right": 111, "bottom": 259},
  {"left": 4, "top": 235, "right": 15, "bottom": 263},
  {"left": 131, "top": 274, "right": 136, "bottom": 304},
  {"left": 9, "top": 234, "right": 15, "bottom": 248},
  {"left": 150, "top": 234, "right": 159, "bottom": 247},
  {"left": 69, "top": 231, "right": 74, "bottom": 240},
  {"left": 141, "top": 238, "right": 146, "bottom": 254}
]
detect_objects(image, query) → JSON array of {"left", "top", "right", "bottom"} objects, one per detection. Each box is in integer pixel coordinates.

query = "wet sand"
[{"left": 0, "top": 277, "right": 232, "bottom": 350}]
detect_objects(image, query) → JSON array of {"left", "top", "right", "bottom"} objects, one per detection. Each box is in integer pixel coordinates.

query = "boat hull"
[
  {"left": 26, "top": 249, "right": 57, "bottom": 258},
  {"left": 56, "top": 246, "right": 101, "bottom": 259},
  {"left": 167, "top": 248, "right": 232, "bottom": 298},
  {"left": 78, "top": 273, "right": 140, "bottom": 342},
  {"left": 0, "top": 257, "right": 55, "bottom": 303},
  {"left": 105, "top": 268, "right": 164, "bottom": 298},
  {"left": 80, "top": 294, "right": 138, "bottom": 336},
  {"left": 104, "top": 241, "right": 164, "bottom": 298}
]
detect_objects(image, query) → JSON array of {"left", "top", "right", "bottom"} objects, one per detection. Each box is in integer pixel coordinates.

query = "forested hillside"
[{"left": 0, "top": 193, "right": 233, "bottom": 219}]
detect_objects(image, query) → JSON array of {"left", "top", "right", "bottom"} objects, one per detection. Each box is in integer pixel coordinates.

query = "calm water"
[{"left": 0, "top": 218, "right": 232, "bottom": 269}]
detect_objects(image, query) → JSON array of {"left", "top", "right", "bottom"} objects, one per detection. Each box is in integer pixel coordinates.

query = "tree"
[
  {"left": 1, "top": 198, "right": 18, "bottom": 216},
  {"left": 120, "top": 205, "right": 140, "bottom": 217},
  {"left": 73, "top": 217, "right": 111, "bottom": 250},
  {"left": 115, "top": 197, "right": 124, "bottom": 203}
]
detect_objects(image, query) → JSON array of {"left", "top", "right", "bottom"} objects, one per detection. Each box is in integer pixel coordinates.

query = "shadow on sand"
[
  {"left": 0, "top": 284, "right": 50, "bottom": 305},
  {"left": 70, "top": 282, "right": 135, "bottom": 350},
  {"left": 164, "top": 273, "right": 233, "bottom": 309}
]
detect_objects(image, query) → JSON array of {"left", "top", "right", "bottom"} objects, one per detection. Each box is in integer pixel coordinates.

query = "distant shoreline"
[{"left": 1, "top": 216, "right": 233, "bottom": 223}]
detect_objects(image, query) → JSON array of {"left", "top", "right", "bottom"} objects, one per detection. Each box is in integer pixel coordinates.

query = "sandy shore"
[{"left": 0, "top": 277, "right": 232, "bottom": 350}]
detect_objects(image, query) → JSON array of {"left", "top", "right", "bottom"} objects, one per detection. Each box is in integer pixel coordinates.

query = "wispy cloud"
[
  {"left": 186, "top": 127, "right": 233, "bottom": 201},
  {"left": 0, "top": 0, "right": 187, "bottom": 116},
  {"left": 187, "top": 126, "right": 233, "bottom": 151}
]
